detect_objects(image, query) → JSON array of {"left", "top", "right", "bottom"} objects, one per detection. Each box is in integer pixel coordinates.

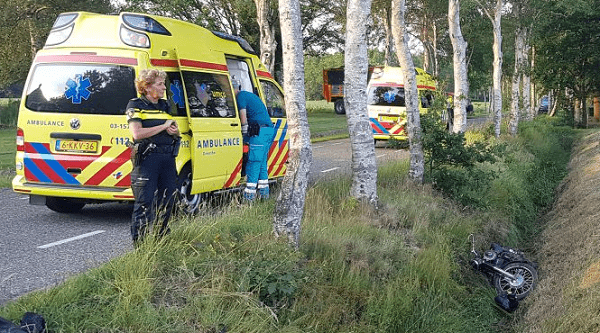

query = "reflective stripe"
[
  {"left": 246, "top": 182, "right": 257, "bottom": 188},
  {"left": 244, "top": 187, "right": 256, "bottom": 194},
  {"left": 258, "top": 179, "right": 269, "bottom": 188}
]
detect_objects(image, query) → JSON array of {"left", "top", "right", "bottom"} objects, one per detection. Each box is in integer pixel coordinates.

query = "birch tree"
[
  {"left": 509, "top": 27, "right": 525, "bottom": 135},
  {"left": 448, "top": 0, "right": 469, "bottom": 133},
  {"left": 254, "top": 0, "right": 278, "bottom": 74},
  {"left": 392, "top": 0, "right": 424, "bottom": 182},
  {"left": 273, "top": 0, "right": 312, "bottom": 248},
  {"left": 477, "top": 0, "right": 504, "bottom": 137},
  {"left": 345, "top": 0, "right": 378, "bottom": 204}
]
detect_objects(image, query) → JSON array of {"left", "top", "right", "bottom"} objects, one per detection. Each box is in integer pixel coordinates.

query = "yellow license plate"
[
  {"left": 379, "top": 115, "right": 398, "bottom": 123},
  {"left": 55, "top": 139, "right": 99, "bottom": 153}
]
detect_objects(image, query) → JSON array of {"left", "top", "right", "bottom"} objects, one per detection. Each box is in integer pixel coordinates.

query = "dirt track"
[{"left": 522, "top": 129, "right": 600, "bottom": 332}]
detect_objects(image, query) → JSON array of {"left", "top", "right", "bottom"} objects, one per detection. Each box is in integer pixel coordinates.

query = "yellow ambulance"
[
  {"left": 12, "top": 12, "right": 288, "bottom": 213},
  {"left": 367, "top": 66, "right": 437, "bottom": 141}
]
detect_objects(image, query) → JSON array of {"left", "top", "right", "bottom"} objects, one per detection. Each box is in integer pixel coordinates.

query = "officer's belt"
[{"left": 151, "top": 144, "right": 175, "bottom": 154}]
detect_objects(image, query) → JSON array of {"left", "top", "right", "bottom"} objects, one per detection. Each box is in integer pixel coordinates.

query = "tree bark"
[
  {"left": 254, "top": 0, "right": 278, "bottom": 75},
  {"left": 392, "top": 0, "right": 424, "bottom": 183},
  {"left": 273, "top": 0, "right": 312, "bottom": 248},
  {"left": 522, "top": 30, "right": 532, "bottom": 121},
  {"left": 479, "top": 0, "right": 504, "bottom": 137},
  {"left": 509, "top": 27, "right": 523, "bottom": 136},
  {"left": 448, "top": 0, "right": 469, "bottom": 133},
  {"left": 345, "top": 0, "right": 378, "bottom": 205}
]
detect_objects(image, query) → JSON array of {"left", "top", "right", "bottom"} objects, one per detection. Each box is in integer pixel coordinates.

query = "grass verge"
[{"left": 0, "top": 116, "right": 576, "bottom": 332}]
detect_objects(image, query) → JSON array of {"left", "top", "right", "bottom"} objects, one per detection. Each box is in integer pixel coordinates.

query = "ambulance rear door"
[{"left": 180, "top": 67, "right": 242, "bottom": 193}]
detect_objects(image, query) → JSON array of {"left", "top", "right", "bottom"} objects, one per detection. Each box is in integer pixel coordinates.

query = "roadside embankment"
[{"left": 521, "top": 129, "right": 600, "bottom": 332}]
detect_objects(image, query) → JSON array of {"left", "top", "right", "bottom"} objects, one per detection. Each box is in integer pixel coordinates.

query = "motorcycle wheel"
[{"left": 493, "top": 262, "right": 538, "bottom": 300}]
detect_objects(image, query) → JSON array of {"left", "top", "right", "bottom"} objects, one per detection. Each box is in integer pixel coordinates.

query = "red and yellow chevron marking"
[
  {"left": 223, "top": 158, "right": 244, "bottom": 188},
  {"left": 222, "top": 120, "right": 289, "bottom": 187},
  {"left": 23, "top": 142, "right": 132, "bottom": 188},
  {"left": 268, "top": 120, "right": 288, "bottom": 177}
]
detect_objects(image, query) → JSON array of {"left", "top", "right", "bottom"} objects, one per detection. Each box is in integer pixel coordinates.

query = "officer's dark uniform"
[{"left": 126, "top": 96, "right": 179, "bottom": 244}]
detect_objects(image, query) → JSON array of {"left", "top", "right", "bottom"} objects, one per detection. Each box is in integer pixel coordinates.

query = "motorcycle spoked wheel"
[{"left": 493, "top": 262, "right": 538, "bottom": 300}]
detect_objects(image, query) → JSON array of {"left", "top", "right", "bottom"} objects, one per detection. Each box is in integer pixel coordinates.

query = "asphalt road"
[{"left": 0, "top": 138, "right": 407, "bottom": 306}]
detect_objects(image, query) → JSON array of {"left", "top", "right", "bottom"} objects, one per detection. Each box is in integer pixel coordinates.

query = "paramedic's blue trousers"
[{"left": 244, "top": 126, "right": 275, "bottom": 200}]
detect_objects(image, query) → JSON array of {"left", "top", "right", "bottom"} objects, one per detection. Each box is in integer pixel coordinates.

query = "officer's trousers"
[{"left": 130, "top": 151, "right": 177, "bottom": 243}]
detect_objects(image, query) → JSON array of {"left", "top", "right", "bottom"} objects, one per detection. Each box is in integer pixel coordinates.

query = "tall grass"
[{"left": 0, "top": 117, "right": 574, "bottom": 332}]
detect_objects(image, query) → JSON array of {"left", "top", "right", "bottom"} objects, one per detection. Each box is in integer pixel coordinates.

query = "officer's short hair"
[{"left": 135, "top": 69, "right": 167, "bottom": 95}]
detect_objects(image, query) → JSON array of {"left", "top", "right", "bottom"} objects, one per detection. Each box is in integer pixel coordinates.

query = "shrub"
[{"left": 0, "top": 99, "right": 19, "bottom": 127}]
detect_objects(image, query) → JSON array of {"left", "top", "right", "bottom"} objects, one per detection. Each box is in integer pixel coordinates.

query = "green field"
[{"left": 0, "top": 127, "right": 15, "bottom": 187}]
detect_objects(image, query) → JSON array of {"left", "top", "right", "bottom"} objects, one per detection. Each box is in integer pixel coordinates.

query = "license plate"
[
  {"left": 379, "top": 115, "right": 398, "bottom": 123},
  {"left": 55, "top": 139, "right": 99, "bottom": 153}
]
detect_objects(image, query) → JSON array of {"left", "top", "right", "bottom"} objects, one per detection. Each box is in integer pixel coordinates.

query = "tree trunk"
[
  {"left": 509, "top": 27, "right": 523, "bottom": 136},
  {"left": 490, "top": 0, "right": 503, "bottom": 137},
  {"left": 522, "top": 32, "right": 532, "bottom": 121},
  {"left": 254, "top": 0, "right": 278, "bottom": 75},
  {"left": 392, "top": 0, "right": 424, "bottom": 183},
  {"left": 273, "top": 0, "right": 312, "bottom": 248},
  {"left": 432, "top": 20, "right": 439, "bottom": 77},
  {"left": 448, "top": 0, "right": 469, "bottom": 133},
  {"left": 382, "top": 6, "right": 397, "bottom": 67},
  {"left": 345, "top": 0, "right": 378, "bottom": 205}
]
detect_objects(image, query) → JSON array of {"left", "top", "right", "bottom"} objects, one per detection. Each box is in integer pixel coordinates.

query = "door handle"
[{"left": 230, "top": 123, "right": 239, "bottom": 127}]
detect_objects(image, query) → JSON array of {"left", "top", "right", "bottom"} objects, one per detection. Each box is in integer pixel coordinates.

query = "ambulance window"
[
  {"left": 182, "top": 71, "right": 235, "bottom": 118},
  {"left": 166, "top": 72, "right": 187, "bottom": 116},
  {"left": 367, "top": 86, "right": 406, "bottom": 107},
  {"left": 260, "top": 80, "right": 286, "bottom": 118},
  {"left": 25, "top": 64, "right": 136, "bottom": 115}
]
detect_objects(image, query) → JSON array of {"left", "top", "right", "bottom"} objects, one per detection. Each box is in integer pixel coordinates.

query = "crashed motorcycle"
[{"left": 469, "top": 234, "right": 538, "bottom": 311}]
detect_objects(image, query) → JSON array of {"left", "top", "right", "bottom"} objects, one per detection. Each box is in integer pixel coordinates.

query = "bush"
[
  {"left": 421, "top": 111, "right": 504, "bottom": 207},
  {"left": 0, "top": 99, "right": 19, "bottom": 127}
]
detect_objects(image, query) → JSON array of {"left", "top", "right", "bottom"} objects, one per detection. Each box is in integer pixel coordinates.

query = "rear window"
[
  {"left": 368, "top": 86, "right": 405, "bottom": 107},
  {"left": 25, "top": 64, "right": 136, "bottom": 115}
]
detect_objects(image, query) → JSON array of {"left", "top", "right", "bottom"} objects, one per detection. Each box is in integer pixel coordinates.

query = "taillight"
[{"left": 16, "top": 127, "right": 24, "bottom": 152}]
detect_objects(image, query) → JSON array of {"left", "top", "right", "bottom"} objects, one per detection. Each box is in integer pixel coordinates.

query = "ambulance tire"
[
  {"left": 176, "top": 165, "right": 202, "bottom": 215},
  {"left": 45, "top": 197, "right": 86, "bottom": 213},
  {"left": 334, "top": 99, "right": 346, "bottom": 115}
]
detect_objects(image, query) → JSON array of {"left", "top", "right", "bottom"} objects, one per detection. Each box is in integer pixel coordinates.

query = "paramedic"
[
  {"left": 234, "top": 81, "right": 274, "bottom": 201},
  {"left": 126, "top": 69, "right": 180, "bottom": 245}
]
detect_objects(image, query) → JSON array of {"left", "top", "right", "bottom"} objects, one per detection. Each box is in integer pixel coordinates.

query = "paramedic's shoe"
[
  {"left": 259, "top": 187, "right": 270, "bottom": 199},
  {"left": 243, "top": 186, "right": 257, "bottom": 201}
]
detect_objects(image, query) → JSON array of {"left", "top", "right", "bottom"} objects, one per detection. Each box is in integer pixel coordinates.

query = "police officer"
[
  {"left": 233, "top": 80, "right": 274, "bottom": 201},
  {"left": 126, "top": 69, "right": 180, "bottom": 245}
]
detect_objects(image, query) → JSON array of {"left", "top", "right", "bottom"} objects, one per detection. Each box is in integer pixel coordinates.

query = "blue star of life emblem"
[
  {"left": 383, "top": 90, "right": 396, "bottom": 104},
  {"left": 64, "top": 74, "right": 91, "bottom": 104},
  {"left": 170, "top": 80, "right": 184, "bottom": 107}
]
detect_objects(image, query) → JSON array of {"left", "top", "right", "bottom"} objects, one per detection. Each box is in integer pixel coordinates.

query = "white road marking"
[
  {"left": 38, "top": 230, "right": 106, "bottom": 249},
  {"left": 314, "top": 142, "right": 345, "bottom": 149},
  {"left": 376, "top": 154, "right": 387, "bottom": 158},
  {"left": 321, "top": 167, "right": 340, "bottom": 173}
]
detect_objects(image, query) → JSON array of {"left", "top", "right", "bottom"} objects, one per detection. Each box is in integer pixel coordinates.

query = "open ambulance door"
[{"left": 179, "top": 64, "right": 243, "bottom": 193}]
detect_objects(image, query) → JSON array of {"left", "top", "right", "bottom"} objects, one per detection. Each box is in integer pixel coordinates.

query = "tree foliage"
[
  {"left": 532, "top": 0, "right": 600, "bottom": 100},
  {"left": 0, "top": 0, "right": 114, "bottom": 90}
]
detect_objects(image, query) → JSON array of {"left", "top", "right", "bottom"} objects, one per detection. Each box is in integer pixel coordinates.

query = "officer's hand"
[{"left": 166, "top": 121, "right": 179, "bottom": 136}]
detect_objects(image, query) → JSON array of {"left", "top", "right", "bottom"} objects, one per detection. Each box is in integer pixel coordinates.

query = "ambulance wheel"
[
  {"left": 334, "top": 99, "right": 346, "bottom": 115},
  {"left": 46, "top": 197, "right": 86, "bottom": 213},
  {"left": 177, "top": 166, "right": 202, "bottom": 215}
]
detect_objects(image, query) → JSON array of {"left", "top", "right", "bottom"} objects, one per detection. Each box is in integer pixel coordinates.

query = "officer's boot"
[
  {"left": 258, "top": 179, "right": 269, "bottom": 199},
  {"left": 244, "top": 183, "right": 257, "bottom": 201}
]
